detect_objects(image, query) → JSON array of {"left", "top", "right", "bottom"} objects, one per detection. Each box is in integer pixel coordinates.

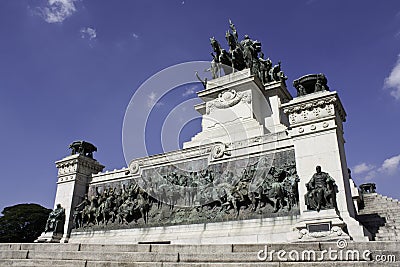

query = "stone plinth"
[
  {"left": 69, "top": 215, "right": 300, "bottom": 244},
  {"left": 184, "top": 69, "right": 291, "bottom": 148},
  {"left": 34, "top": 232, "right": 63, "bottom": 243},
  {"left": 282, "top": 91, "right": 371, "bottom": 241},
  {"left": 54, "top": 154, "right": 104, "bottom": 242}
]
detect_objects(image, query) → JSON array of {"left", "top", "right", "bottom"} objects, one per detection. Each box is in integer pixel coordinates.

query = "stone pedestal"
[
  {"left": 183, "top": 69, "right": 291, "bottom": 148},
  {"left": 53, "top": 154, "right": 104, "bottom": 242},
  {"left": 282, "top": 91, "right": 371, "bottom": 241},
  {"left": 34, "top": 231, "right": 63, "bottom": 243},
  {"left": 293, "top": 209, "right": 349, "bottom": 241}
]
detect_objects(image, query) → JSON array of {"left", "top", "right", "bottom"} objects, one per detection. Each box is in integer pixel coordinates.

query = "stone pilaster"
[
  {"left": 53, "top": 154, "right": 104, "bottom": 242},
  {"left": 282, "top": 91, "right": 371, "bottom": 241}
]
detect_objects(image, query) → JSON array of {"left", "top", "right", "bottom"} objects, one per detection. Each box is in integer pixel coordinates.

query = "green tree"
[{"left": 0, "top": 203, "right": 51, "bottom": 243}]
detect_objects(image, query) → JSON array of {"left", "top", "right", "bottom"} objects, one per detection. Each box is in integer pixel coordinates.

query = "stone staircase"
[
  {"left": 357, "top": 193, "right": 400, "bottom": 241},
  {"left": 0, "top": 241, "right": 399, "bottom": 266}
]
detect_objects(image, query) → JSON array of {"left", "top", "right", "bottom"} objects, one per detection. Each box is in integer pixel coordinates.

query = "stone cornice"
[
  {"left": 128, "top": 130, "right": 292, "bottom": 176},
  {"left": 56, "top": 154, "right": 104, "bottom": 177},
  {"left": 282, "top": 91, "right": 346, "bottom": 123},
  {"left": 197, "top": 69, "right": 263, "bottom": 99}
]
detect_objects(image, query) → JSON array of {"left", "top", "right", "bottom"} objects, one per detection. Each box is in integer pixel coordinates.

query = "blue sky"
[{"left": 0, "top": 0, "right": 400, "bottom": 212}]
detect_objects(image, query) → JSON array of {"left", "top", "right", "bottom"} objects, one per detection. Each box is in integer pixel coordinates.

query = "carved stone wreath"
[
  {"left": 211, "top": 143, "right": 228, "bottom": 159},
  {"left": 129, "top": 161, "right": 140, "bottom": 174},
  {"left": 297, "top": 226, "right": 343, "bottom": 239},
  {"left": 206, "top": 89, "right": 251, "bottom": 114}
]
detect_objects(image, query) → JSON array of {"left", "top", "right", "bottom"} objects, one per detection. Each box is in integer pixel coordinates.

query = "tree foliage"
[{"left": 0, "top": 203, "right": 51, "bottom": 243}]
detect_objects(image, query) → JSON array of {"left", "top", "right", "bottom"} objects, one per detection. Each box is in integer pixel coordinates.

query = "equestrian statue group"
[{"left": 199, "top": 20, "right": 287, "bottom": 86}]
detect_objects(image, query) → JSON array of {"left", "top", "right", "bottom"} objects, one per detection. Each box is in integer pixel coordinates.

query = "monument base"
[
  {"left": 34, "top": 232, "right": 63, "bottom": 243},
  {"left": 292, "top": 209, "right": 371, "bottom": 242},
  {"left": 293, "top": 209, "right": 349, "bottom": 242},
  {"left": 69, "top": 215, "right": 301, "bottom": 244}
]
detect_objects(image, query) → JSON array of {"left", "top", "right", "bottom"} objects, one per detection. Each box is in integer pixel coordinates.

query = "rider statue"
[{"left": 305, "top": 166, "right": 337, "bottom": 212}]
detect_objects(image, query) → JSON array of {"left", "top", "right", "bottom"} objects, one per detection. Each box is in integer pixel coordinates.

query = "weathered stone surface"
[
  {"left": 1, "top": 241, "right": 400, "bottom": 266},
  {"left": 80, "top": 244, "right": 151, "bottom": 253},
  {"left": 21, "top": 243, "right": 80, "bottom": 251},
  {"left": 0, "top": 259, "right": 87, "bottom": 267},
  {"left": 27, "top": 251, "right": 178, "bottom": 262},
  {"left": 0, "top": 250, "right": 28, "bottom": 259},
  {"left": 358, "top": 193, "right": 400, "bottom": 241}
]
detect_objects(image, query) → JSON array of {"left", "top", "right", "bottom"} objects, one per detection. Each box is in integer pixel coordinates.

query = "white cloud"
[
  {"left": 147, "top": 92, "right": 163, "bottom": 108},
  {"left": 384, "top": 55, "right": 400, "bottom": 100},
  {"left": 80, "top": 27, "right": 97, "bottom": 40},
  {"left": 353, "top": 163, "right": 375, "bottom": 175},
  {"left": 132, "top": 33, "right": 139, "bottom": 39},
  {"left": 38, "top": 0, "right": 79, "bottom": 23},
  {"left": 363, "top": 170, "right": 378, "bottom": 181},
  {"left": 354, "top": 154, "right": 400, "bottom": 181},
  {"left": 378, "top": 154, "right": 400, "bottom": 175},
  {"left": 182, "top": 85, "right": 198, "bottom": 97}
]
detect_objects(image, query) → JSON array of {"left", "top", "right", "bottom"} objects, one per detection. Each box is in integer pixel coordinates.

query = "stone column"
[
  {"left": 54, "top": 154, "right": 104, "bottom": 242},
  {"left": 282, "top": 91, "right": 371, "bottom": 241}
]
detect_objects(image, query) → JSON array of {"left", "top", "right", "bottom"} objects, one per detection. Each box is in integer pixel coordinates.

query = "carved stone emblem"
[
  {"left": 211, "top": 143, "right": 228, "bottom": 159},
  {"left": 129, "top": 162, "right": 140, "bottom": 174},
  {"left": 206, "top": 90, "right": 251, "bottom": 114},
  {"left": 297, "top": 226, "right": 343, "bottom": 239}
]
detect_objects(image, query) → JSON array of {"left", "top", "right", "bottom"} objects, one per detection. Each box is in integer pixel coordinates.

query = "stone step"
[
  {"left": 363, "top": 197, "right": 399, "bottom": 202},
  {"left": 0, "top": 259, "right": 87, "bottom": 267},
  {"left": 0, "top": 250, "right": 28, "bottom": 259},
  {"left": 359, "top": 205, "right": 395, "bottom": 210},
  {"left": 361, "top": 206, "right": 400, "bottom": 211},
  {"left": 385, "top": 215, "right": 400, "bottom": 220},
  {"left": 318, "top": 241, "right": 400, "bottom": 251},
  {"left": 3, "top": 259, "right": 397, "bottom": 267},
  {"left": 232, "top": 243, "right": 320, "bottom": 252},
  {"left": 364, "top": 195, "right": 399, "bottom": 202},
  {"left": 1, "top": 242, "right": 400, "bottom": 254},
  {"left": 163, "top": 262, "right": 395, "bottom": 267},
  {"left": 375, "top": 236, "right": 400, "bottom": 241},
  {"left": 1, "top": 242, "right": 400, "bottom": 265},
  {"left": 377, "top": 228, "right": 400, "bottom": 234},
  {"left": 21, "top": 243, "right": 81, "bottom": 252},
  {"left": 86, "top": 261, "right": 163, "bottom": 267},
  {"left": 0, "top": 259, "right": 162, "bottom": 267},
  {"left": 80, "top": 244, "right": 151, "bottom": 253},
  {"left": 360, "top": 205, "right": 400, "bottom": 211},
  {"left": 178, "top": 252, "right": 370, "bottom": 262},
  {"left": 27, "top": 251, "right": 179, "bottom": 262},
  {"left": 0, "top": 244, "right": 21, "bottom": 251},
  {"left": 362, "top": 205, "right": 398, "bottom": 208},
  {"left": 375, "top": 232, "right": 399, "bottom": 238},
  {"left": 367, "top": 200, "right": 400, "bottom": 205},
  {"left": 150, "top": 244, "right": 233, "bottom": 254}
]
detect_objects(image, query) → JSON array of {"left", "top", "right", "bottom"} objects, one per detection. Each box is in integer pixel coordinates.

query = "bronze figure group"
[
  {"left": 72, "top": 155, "right": 301, "bottom": 229},
  {"left": 208, "top": 20, "right": 287, "bottom": 85}
]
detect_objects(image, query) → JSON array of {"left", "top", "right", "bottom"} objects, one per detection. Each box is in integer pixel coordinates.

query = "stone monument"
[{"left": 44, "top": 21, "right": 371, "bottom": 244}]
